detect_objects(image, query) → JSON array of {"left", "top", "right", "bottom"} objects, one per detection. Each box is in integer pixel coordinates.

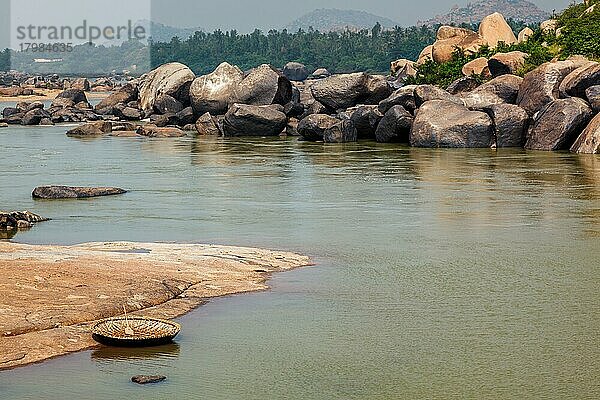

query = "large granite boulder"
[
  {"left": 190, "top": 62, "right": 244, "bottom": 115},
  {"left": 364, "top": 75, "right": 393, "bottom": 104},
  {"left": 478, "top": 12, "right": 517, "bottom": 48},
  {"left": 585, "top": 85, "right": 600, "bottom": 113},
  {"left": 95, "top": 83, "right": 138, "bottom": 112},
  {"left": 431, "top": 26, "right": 487, "bottom": 64},
  {"left": 139, "top": 62, "right": 195, "bottom": 113},
  {"left": 378, "top": 85, "right": 416, "bottom": 114},
  {"left": 222, "top": 104, "right": 287, "bottom": 137},
  {"left": 559, "top": 63, "right": 600, "bottom": 99},
  {"left": 235, "top": 64, "right": 292, "bottom": 107},
  {"left": 570, "top": 113, "right": 600, "bottom": 154},
  {"left": 323, "top": 120, "right": 357, "bottom": 143},
  {"left": 66, "top": 121, "right": 112, "bottom": 136},
  {"left": 32, "top": 186, "right": 126, "bottom": 199},
  {"left": 518, "top": 27, "right": 534, "bottom": 43},
  {"left": 374, "top": 105, "right": 413, "bottom": 143},
  {"left": 350, "top": 105, "right": 383, "bottom": 139},
  {"left": 414, "top": 85, "right": 463, "bottom": 107},
  {"left": 53, "top": 89, "right": 88, "bottom": 107},
  {"left": 517, "top": 60, "right": 591, "bottom": 115},
  {"left": 416, "top": 45, "right": 433, "bottom": 66},
  {"left": 410, "top": 100, "right": 494, "bottom": 148},
  {"left": 486, "top": 104, "right": 529, "bottom": 147},
  {"left": 283, "top": 62, "right": 309, "bottom": 81},
  {"left": 297, "top": 114, "right": 339, "bottom": 141},
  {"left": 310, "top": 72, "right": 369, "bottom": 110},
  {"left": 462, "top": 57, "right": 490, "bottom": 77},
  {"left": 525, "top": 98, "right": 593, "bottom": 151},
  {"left": 462, "top": 74, "right": 523, "bottom": 109},
  {"left": 488, "top": 51, "right": 528, "bottom": 77}
]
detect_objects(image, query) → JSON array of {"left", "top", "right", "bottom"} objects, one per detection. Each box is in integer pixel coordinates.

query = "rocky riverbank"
[{"left": 0, "top": 241, "right": 310, "bottom": 370}]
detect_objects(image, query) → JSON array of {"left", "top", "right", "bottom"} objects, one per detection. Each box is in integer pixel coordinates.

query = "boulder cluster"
[{"left": 1, "top": 12, "right": 598, "bottom": 153}]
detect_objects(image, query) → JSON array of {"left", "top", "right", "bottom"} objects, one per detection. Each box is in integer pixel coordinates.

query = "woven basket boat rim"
[{"left": 91, "top": 315, "right": 181, "bottom": 341}]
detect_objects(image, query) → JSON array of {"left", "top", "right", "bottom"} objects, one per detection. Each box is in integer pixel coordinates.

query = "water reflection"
[{"left": 91, "top": 343, "right": 180, "bottom": 363}]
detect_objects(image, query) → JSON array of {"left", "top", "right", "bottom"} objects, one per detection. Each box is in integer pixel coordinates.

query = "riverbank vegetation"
[{"left": 409, "top": 0, "right": 600, "bottom": 86}]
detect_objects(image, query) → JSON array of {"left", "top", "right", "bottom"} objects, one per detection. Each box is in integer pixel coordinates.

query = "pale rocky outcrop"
[
  {"left": 189, "top": 62, "right": 244, "bottom": 115},
  {"left": 518, "top": 27, "right": 534, "bottom": 43},
  {"left": 478, "top": 12, "right": 517, "bottom": 47},
  {"left": 416, "top": 45, "right": 434, "bottom": 66},
  {"left": 139, "top": 62, "right": 195, "bottom": 113},
  {"left": 0, "top": 241, "right": 309, "bottom": 370},
  {"left": 410, "top": 100, "right": 494, "bottom": 148}
]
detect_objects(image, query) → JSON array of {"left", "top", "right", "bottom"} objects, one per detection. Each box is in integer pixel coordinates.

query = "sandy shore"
[
  {"left": 0, "top": 241, "right": 310, "bottom": 370},
  {"left": 0, "top": 89, "right": 110, "bottom": 103}
]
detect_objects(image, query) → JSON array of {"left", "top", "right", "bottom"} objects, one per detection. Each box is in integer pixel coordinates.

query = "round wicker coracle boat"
[{"left": 91, "top": 316, "right": 181, "bottom": 347}]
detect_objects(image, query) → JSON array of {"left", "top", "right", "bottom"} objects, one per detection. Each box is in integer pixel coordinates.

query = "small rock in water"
[
  {"left": 32, "top": 186, "right": 127, "bottom": 199},
  {"left": 131, "top": 375, "right": 167, "bottom": 385}
]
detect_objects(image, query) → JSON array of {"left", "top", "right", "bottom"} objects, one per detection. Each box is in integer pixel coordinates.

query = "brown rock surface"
[
  {"left": 0, "top": 241, "right": 310, "bottom": 370},
  {"left": 32, "top": 186, "right": 126, "bottom": 199},
  {"left": 462, "top": 57, "right": 490, "bottom": 77},
  {"left": 571, "top": 113, "right": 600, "bottom": 154}
]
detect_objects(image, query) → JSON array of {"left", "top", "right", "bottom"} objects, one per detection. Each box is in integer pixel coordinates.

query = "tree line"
[{"left": 1, "top": 19, "right": 532, "bottom": 76}]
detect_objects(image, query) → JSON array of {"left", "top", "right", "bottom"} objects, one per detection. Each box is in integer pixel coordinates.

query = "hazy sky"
[
  {"left": 149, "top": 0, "right": 573, "bottom": 30},
  {"left": 1, "top": 0, "right": 575, "bottom": 49}
]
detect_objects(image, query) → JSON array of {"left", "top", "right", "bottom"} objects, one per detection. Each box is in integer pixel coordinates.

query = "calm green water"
[{"left": 0, "top": 125, "right": 599, "bottom": 399}]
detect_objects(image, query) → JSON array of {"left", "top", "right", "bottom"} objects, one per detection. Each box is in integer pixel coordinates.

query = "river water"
[{"left": 0, "top": 125, "right": 599, "bottom": 399}]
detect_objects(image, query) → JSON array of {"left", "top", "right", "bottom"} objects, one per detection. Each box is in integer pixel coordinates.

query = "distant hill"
[
  {"left": 284, "top": 9, "right": 400, "bottom": 32},
  {"left": 417, "top": 0, "right": 550, "bottom": 26},
  {"left": 136, "top": 20, "right": 202, "bottom": 42}
]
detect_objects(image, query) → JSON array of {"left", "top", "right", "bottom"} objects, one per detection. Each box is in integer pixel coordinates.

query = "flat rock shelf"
[{"left": 0, "top": 241, "right": 310, "bottom": 370}]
